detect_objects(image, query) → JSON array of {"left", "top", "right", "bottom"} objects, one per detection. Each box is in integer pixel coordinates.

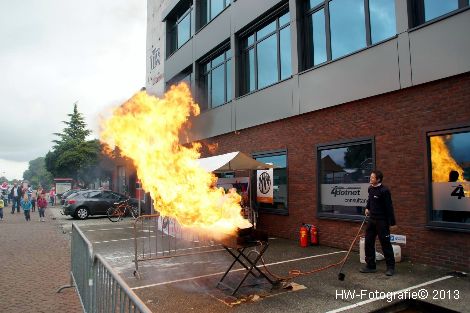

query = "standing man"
[
  {"left": 10, "top": 182, "right": 22, "bottom": 213},
  {"left": 360, "top": 170, "right": 396, "bottom": 276}
]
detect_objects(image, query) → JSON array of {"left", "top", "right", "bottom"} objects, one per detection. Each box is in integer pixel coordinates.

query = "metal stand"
[{"left": 217, "top": 242, "right": 275, "bottom": 296}]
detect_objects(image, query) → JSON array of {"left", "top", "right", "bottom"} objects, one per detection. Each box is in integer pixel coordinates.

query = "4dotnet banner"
[{"left": 321, "top": 183, "right": 369, "bottom": 206}]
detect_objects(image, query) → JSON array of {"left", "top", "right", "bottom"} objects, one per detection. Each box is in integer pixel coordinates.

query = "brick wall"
[{"left": 200, "top": 72, "right": 470, "bottom": 271}]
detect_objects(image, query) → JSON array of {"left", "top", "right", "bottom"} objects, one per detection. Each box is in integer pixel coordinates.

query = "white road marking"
[
  {"left": 85, "top": 227, "right": 134, "bottom": 232},
  {"left": 131, "top": 250, "right": 346, "bottom": 290},
  {"left": 325, "top": 275, "right": 454, "bottom": 313}
]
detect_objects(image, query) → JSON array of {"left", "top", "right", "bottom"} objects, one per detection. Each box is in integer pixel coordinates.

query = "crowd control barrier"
[
  {"left": 58, "top": 223, "right": 152, "bottom": 313},
  {"left": 133, "top": 214, "right": 222, "bottom": 278}
]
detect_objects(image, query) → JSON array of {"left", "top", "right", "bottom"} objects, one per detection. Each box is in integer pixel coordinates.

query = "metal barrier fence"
[
  {"left": 59, "top": 223, "right": 152, "bottom": 313},
  {"left": 133, "top": 214, "right": 222, "bottom": 278}
]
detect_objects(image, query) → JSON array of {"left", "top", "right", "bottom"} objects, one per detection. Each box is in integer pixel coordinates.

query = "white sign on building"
[
  {"left": 321, "top": 183, "right": 369, "bottom": 206},
  {"left": 257, "top": 169, "right": 273, "bottom": 204},
  {"left": 432, "top": 182, "right": 470, "bottom": 211}
]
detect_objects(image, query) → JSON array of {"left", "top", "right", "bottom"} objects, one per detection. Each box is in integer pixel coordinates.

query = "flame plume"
[
  {"left": 430, "top": 136, "right": 465, "bottom": 182},
  {"left": 100, "top": 83, "right": 251, "bottom": 236}
]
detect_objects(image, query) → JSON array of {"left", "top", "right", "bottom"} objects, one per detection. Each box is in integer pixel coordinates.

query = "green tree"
[
  {"left": 23, "top": 157, "right": 54, "bottom": 189},
  {"left": 45, "top": 103, "right": 101, "bottom": 187}
]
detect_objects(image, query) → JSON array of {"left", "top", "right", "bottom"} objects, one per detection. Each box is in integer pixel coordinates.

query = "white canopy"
[{"left": 197, "top": 151, "right": 275, "bottom": 172}]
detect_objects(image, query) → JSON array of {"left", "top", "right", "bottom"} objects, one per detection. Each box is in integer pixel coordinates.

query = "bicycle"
[{"left": 107, "top": 199, "right": 139, "bottom": 222}]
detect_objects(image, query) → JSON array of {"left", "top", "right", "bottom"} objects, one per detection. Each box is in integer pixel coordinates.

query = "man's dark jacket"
[{"left": 366, "top": 184, "right": 396, "bottom": 226}]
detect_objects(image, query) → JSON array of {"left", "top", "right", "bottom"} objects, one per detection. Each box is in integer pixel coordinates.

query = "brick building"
[{"left": 142, "top": 0, "right": 470, "bottom": 270}]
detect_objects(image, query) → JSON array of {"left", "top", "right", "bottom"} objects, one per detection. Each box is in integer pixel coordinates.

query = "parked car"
[
  {"left": 62, "top": 190, "right": 142, "bottom": 220},
  {"left": 60, "top": 189, "right": 88, "bottom": 205}
]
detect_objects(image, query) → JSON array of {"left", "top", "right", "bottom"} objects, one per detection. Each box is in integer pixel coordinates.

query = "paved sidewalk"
[{"left": 0, "top": 205, "right": 82, "bottom": 313}]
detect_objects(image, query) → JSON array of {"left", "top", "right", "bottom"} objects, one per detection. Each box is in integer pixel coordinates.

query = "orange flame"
[
  {"left": 430, "top": 136, "right": 465, "bottom": 182},
  {"left": 100, "top": 83, "right": 251, "bottom": 236}
]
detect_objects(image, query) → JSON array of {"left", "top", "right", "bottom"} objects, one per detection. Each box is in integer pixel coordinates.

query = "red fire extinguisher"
[
  {"left": 310, "top": 225, "right": 318, "bottom": 245},
  {"left": 300, "top": 225, "right": 309, "bottom": 247}
]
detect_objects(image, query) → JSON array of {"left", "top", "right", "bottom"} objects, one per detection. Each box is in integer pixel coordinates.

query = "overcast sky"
[{"left": 0, "top": 0, "right": 147, "bottom": 180}]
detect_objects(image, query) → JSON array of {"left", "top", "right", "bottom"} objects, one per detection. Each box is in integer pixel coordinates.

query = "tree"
[
  {"left": 45, "top": 103, "right": 101, "bottom": 187},
  {"left": 23, "top": 157, "right": 54, "bottom": 189}
]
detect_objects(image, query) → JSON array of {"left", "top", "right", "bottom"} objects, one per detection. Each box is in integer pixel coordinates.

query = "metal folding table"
[{"left": 217, "top": 239, "right": 277, "bottom": 296}]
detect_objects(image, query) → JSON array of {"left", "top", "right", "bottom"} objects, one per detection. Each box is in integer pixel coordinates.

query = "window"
[
  {"left": 428, "top": 127, "right": 470, "bottom": 230},
  {"left": 253, "top": 150, "right": 288, "bottom": 215},
  {"left": 304, "top": 0, "right": 396, "bottom": 69},
  {"left": 200, "top": 0, "right": 231, "bottom": 29},
  {"left": 201, "top": 48, "right": 232, "bottom": 109},
  {"left": 317, "top": 139, "right": 374, "bottom": 219},
  {"left": 241, "top": 9, "right": 292, "bottom": 95},
  {"left": 409, "top": 0, "right": 468, "bottom": 28},
  {"left": 166, "top": 67, "right": 192, "bottom": 90},
  {"left": 167, "top": 1, "right": 194, "bottom": 56}
]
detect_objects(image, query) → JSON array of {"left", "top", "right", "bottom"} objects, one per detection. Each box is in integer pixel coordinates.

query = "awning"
[{"left": 197, "top": 151, "right": 276, "bottom": 172}]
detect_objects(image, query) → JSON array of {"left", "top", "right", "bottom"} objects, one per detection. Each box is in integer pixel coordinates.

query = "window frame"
[
  {"left": 167, "top": 1, "right": 194, "bottom": 58},
  {"left": 316, "top": 137, "right": 375, "bottom": 221},
  {"left": 425, "top": 124, "right": 470, "bottom": 232},
  {"left": 252, "top": 149, "right": 289, "bottom": 216},
  {"left": 408, "top": 0, "right": 469, "bottom": 29},
  {"left": 302, "top": 0, "right": 397, "bottom": 71},
  {"left": 200, "top": 45, "right": 232, "bottom": 109},
  {"left": 199, "top": 0, "right": 231, "bottom": 30},
  {"left": 239, "top": 4, "right": 291, "bottom": 96},
  {"left": 166, "top": 67, "right": 193, "bottom": 91}
]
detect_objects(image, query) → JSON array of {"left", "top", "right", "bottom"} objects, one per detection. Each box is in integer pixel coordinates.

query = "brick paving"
[{"left": 0, "top": 205, "right": 82, "bottom": 313}]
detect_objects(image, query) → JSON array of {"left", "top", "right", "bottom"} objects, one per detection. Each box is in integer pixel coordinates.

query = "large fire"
[
  {"left": 100, "top": 83, "right": 251, "bottom": 236},
  {"left": 430, "top": 136, "right": 465, "bottom": 182}
]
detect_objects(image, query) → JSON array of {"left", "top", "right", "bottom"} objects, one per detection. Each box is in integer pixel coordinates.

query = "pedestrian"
[
  {"left": 0, "top": 196, "right": 4, "bottom": 221},
  {"left": 49, "top": 187, "right": 56, "bottom": 206},
  {"left": 20, "top": 194, "right": 32, "bottom": 221},
  {"left": 10, "top": 182, "right": 22, "bottom": 213},
  {"left": 1, "top": 181, "right": 8, "bottom": 206},
  {"left": 31, "top": 188, "right": 37, "bottom": 212},
  {"left": 37, "top": 192, "right": 48, "bottom": 222},
  {"left": 360, "top": 170, "right": 397, "bottom": 276}
]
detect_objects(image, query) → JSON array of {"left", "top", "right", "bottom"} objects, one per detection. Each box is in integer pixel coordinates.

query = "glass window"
[
  {"left": 311, "top": 8, "right": 327, "bottom": 65},
  {"left": 369, "top": 0, "right": 396, "bottom": 44},
  {"left": 177, "top": 13, "right": 191, "bottom": 48},
  {"left": 211, "top": 65, "right": 225, "bottom": 107},
  {"left": 200, "top": 0, "right": 231, "bottom": 28},
  {"left": 211, "top": 0, "right": 225, "bottom": 19},
  {"left": 303, "top": 0, "right": 396, "bottom": 70},
  {"left": 257, "top": 21, "right": 276, "bottom": 40},
  {"left": 280, "top": 26, "right": 292, "bottom": 79},
  {"left": 329, "top": 0, "right": 366, "bottom": 59},
  {"left": 254, "top": 151, "right": 288, "bottom": 214},
  {"left": 226, "top": 59, "right": 232, "bottom": 101},
  {"left": 279, "top": 12, "right": 290, "bottom": 27},
  {"left": 201, "top": 47, "right": 232, "bottom": 109},
  {"left": 318, "top": 141, "right": 373, "bottom": 217},
  {"left": 309, "top": 0, "right": 324, "bottom": 9},
  {"left": 167, "top": 3, "right": 193, "bottom": 56},
  {"left": 241, "top": 10, "right": 291, "bottom": 95},
  {"left": 424, "top": 0, "right": 459, "bottom": 22},
  {"left": 246, "top": 49, "right": 255, "bottom": 92},
  {"left": 257, "top": 35, "right": 278, "bottom": 89},
  {"left": 429, "top": 129, "right": 470, "bottom": 227}
]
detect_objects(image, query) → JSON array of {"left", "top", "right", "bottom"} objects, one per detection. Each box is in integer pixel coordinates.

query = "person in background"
[
  {"left": 10, "top": 182, "right": 22, "bottom": 214},
  {"left": 1, "top": 182, "right": 8, "bottom": 207},
  {"left": 20, "top": 194, "right": 32, "bottom": 221},
  {"left": 0, "top": 195, "right": 4, "bottom": 221},
  {"left": 49, "top": 187, "right": 56, "bottom": 206},
  {"left": 360, "top": 170, "right": 397, "bottom": 277},
  {"left": 31, "top": 188, "right": 37, "bottom": 212},
  {"left": 37, "top": 192, "right": 48, "bottom": 222}
]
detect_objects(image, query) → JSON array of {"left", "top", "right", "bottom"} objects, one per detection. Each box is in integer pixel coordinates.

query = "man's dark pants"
[
  {"left": 11, "top": 196, "right": 21, "bottom": 213},
  {"left": 365, "top": 219, "right": 395, "bottom": 270}
]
